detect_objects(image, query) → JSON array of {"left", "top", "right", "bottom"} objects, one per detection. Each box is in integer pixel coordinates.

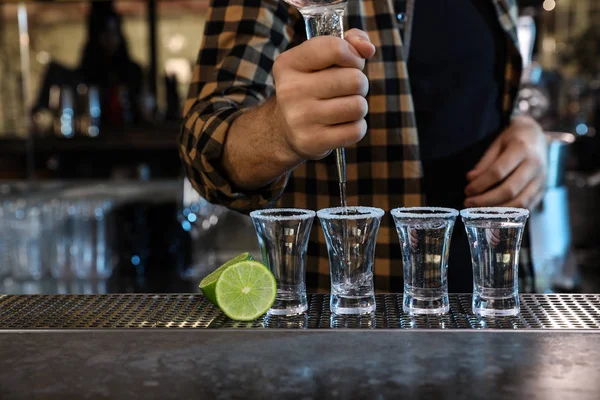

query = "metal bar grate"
[{"left": 1, "top": 294, "right": 599, "bottom": 330}]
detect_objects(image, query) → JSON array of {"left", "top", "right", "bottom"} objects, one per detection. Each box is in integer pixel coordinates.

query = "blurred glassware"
[
  {"left": 47, "top": 196, "right": 114, "bottom": 282},
  {"left": 76, "top": 84, "right": 101, "bottom": 137},
  {"left": 52, "top": 85, "right": 75, "bottom": 138},
  {"left": 529, "top": 132, "right": 576, "bottom": 293},
  {"left": 47, "top": 199, "right": 72, "bottom": 281},
  {"left": 1, "top": 184, "right": 70, "bottom": 284},
  {"left": 59, "top": 181, "right": 183, "bottom": 281},
  {"left": 3, "top": 197, "right": 45, "bottom": 282},
  {"left": 0, "top": 182, "right": 118, "bottom": 287},
  {"left": 0, "top": 207, "right": 11, "bottom": 280},
  {"left": 516, "top": 14, "right": 565, "bottom": 127},
  {"left": 516, "top": 16, "right": 552, "bottom": 122},
  {"left": 545, "top": 132, "right": 576, "bottom": 188},
  {"left": 517, "top": 84, "right": 551, "bottom": 121},
  {"left": 68, "top": 198, "right": 114, "bottom": 280},
  {"left": 0, "top": 180, "right": 188, "bottom": 294},
  {"left": 181, "top": 177, "right": 227, "bottom": 236},
  {"left": 517, "top": 15, "right": 536, "bottom": 72},
  {"left": 59, "top": 184, "right": 154, "bottom": 281},
  {"left": 177, "top": 177, "right": 230, "bottom": 281}
]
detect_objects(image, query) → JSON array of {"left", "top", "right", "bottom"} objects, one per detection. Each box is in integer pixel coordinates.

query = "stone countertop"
[{"left": 1, "top": 330, "right": 599, "bottom": 400}]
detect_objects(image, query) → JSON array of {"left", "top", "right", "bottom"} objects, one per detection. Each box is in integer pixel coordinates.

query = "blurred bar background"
[{"left": 0, "top": 0, "right": 598, "bottom": 294}]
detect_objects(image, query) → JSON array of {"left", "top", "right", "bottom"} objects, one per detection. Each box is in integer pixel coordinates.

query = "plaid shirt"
[{"left": 179, "top": 0, "right": 524, "bottom": 292}]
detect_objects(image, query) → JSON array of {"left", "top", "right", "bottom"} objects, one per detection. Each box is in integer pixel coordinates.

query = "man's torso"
[{"left": 276, "top": 0, "right": 522, "bottom": 292}]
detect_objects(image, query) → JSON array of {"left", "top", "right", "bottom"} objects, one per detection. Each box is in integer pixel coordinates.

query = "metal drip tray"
[{"left": 0, "top": 294, "right": 599, "bottom": 330}]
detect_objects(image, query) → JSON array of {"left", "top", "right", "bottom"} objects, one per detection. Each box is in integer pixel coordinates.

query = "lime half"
[
  {"left": 199, "top": 252, "right": 255, "bottom": 305},
  {"left": 214, "top": 260, "right": 277, "bottom": 321}
]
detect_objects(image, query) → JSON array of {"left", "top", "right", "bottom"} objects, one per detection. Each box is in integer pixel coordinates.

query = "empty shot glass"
[
  {"left": 250, "top": 208, "right": 315, "bottom": 316},
  {"left": 318, "top": 206, "right": 384, "bottom": 315},
  {"left": 460, "top": 207, "right": 530, "bottom": 317},
  {"left": 391, "top": 207, "right": 458, "bottom": 315}
]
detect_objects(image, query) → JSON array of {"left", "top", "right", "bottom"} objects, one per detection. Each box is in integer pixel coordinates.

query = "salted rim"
[
  {"left": 390, "top": 207, "right": 458, "bottom": 219},
  {"left": 317, "top": 206, "right": 385, "bottom": 220},
  {"left": 460, "top": 207, "right": 529, "bottom": 220},
  {"left": 249, "top": 208, "right": 316, "bottom": 221}
]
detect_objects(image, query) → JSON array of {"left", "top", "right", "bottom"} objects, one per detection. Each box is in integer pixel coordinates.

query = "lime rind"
[
  {"left": 199, "top": 252, "right": 254, "bottom": 305},
  {"left": 215, "top": 261, "right": 277, "bottom": 321}
]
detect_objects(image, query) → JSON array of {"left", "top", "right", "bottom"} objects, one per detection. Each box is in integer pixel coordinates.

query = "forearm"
[{"left": 221, "top": 96, "right": 303, "bottom": 191}]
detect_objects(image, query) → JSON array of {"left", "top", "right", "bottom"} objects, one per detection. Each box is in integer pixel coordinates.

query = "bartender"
[
  {"left": 179, "top": 0, "right": 547, "bottom": 293},
  {"left": 33, "top": 1, "right": 144, "bottom": 128},
  {"left": 78, "top": 1, "right": 144, "bottom": 127}
]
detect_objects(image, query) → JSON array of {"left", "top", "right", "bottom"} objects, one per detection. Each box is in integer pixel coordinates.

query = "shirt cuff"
[{"left": 182, "top": 105, "right": 289, "bottom": 213}]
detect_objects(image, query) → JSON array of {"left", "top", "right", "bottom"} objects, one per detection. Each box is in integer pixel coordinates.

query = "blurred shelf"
[
  {"left": 0, "top": 0, "right": 147, "bottom": 3},
  {"left": 0, "top": 0, "right": 209, "bottom": 5},
  {"left": 0, "top": 124, "right": 179, "bottom": 154}
]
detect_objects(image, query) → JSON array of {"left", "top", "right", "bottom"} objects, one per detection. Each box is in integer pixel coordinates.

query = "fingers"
[
  {"left": 311, "top": 95, "right": 369, "bottom": 126},
  {"left": 311, "top": 68, "right": 369, "bottom": 99},
  {"left": 280, "top": 36, "right": 366, "bottom": 72},
  {"left": 344, "top": 29, "right": 376, "bottom": 59},
  {"left": 409, "top": 228, "right": 419, "bottom": 251},
  {"left": 486, "top": 228, "right": 501, "bottom": 247},
  {"left": 290, "top": 119, "right": 367, "bottom": 160},
  {"left": 465, "top": 160, "right": 539, "bottom": 207},
  {"left": 465, "top": 142, "right": 526, "bottom": 197},
  {"left": 529, "top": 187, "right": 545, "bottom": 210},
  {"left": 467, "top": 139, "right": 502, "bottom": 181},
  {"left": 464, "top": 115, "right": 548, "bottom": 210},
  {"left": 324, "top": 118, "right": 368, "bottom": 149},
  {"left": 271, "top": 29, "right": 374, "bottom": 160},
  {"left": 501, "top": 177, "right": 545, "bottom": 210}
]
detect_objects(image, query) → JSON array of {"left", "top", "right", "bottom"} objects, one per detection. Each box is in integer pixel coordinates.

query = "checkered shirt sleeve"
[{"left": 179, "top": 1, "right": 304, "bottom": 212}]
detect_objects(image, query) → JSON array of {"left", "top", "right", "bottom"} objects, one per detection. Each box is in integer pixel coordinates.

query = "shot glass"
[
  {"left": 391, "top": 207, "right": 458, "bottom": 315},
  {"left": 460, "top": 207, "right": 530, "bottom": 317},
  {"left": 250, "top": 208, "right": 315, "bottom": 316},
  {"left": 317, "top": 206, "right": 384, "bottom": 315}
]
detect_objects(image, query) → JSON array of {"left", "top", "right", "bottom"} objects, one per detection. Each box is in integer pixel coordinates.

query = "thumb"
[{"left": 344, "top": 29, "right": 376, "bottom": 60}]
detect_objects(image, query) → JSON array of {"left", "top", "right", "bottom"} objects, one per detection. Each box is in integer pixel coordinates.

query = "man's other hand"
[{"left": 464, "top": 115, "right": 548, "bottom": 209}]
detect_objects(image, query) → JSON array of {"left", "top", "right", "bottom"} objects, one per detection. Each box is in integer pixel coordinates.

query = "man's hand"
[
  {"left": 464, "top": 115, "right": 548, "bottom": 210},
  {"left": 272, "top": 29, "right": 376, "bottom": 162},
  {"left": 221, "top": 30, "right": 375, "bottom": 191}
]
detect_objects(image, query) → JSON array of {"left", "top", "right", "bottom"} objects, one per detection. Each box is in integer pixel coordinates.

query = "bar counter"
[{"left": 1, "top": 293, "right": 599, "bottom": 399}]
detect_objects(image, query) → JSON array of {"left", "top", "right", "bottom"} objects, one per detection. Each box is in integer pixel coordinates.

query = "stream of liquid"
[
  {"left": 290, "top": 0, "right": 351, "bottom": 265},
  {"left": 339, "top": 182, "right": 347, "bottom": 210},
  {"left": 339, "top": 181, "right": 350, "bottom": 268}
]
